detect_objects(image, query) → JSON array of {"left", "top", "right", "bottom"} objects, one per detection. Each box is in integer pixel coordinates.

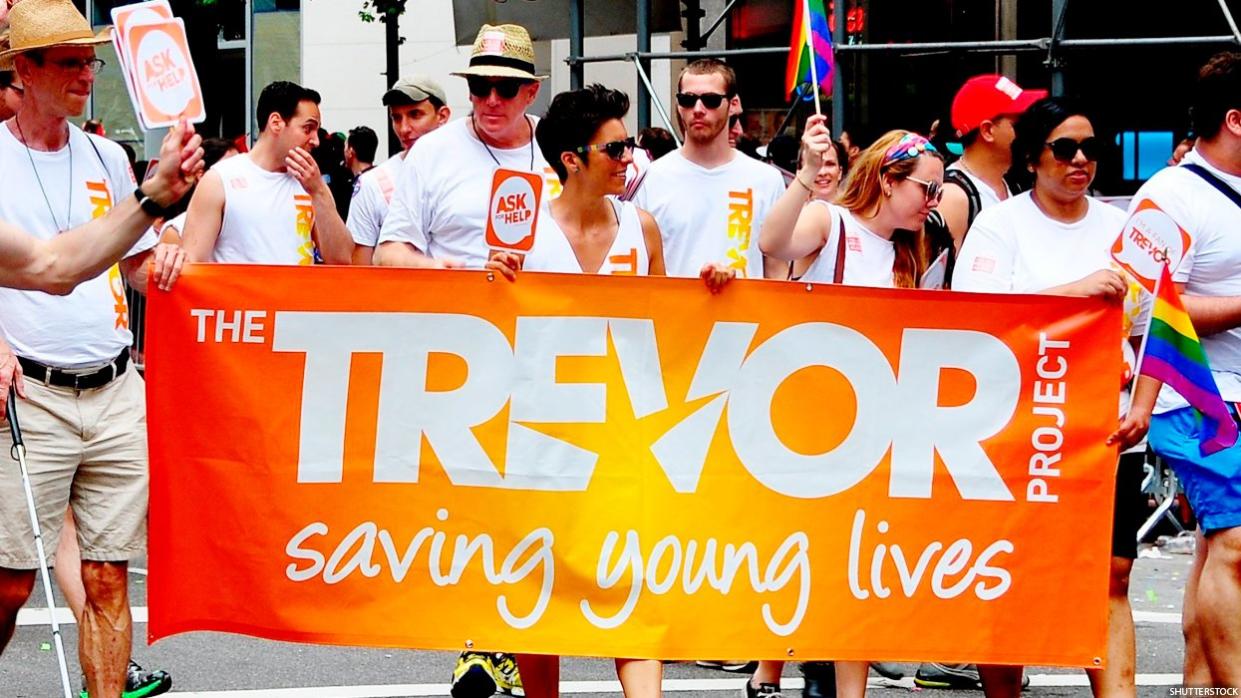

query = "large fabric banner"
[{"left": 147, "top": 265, "right": 1121, "bottom": 667}]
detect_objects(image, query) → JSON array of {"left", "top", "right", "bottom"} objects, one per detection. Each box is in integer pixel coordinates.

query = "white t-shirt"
[
  {"left": 954, "top": 192, "right": 1143, "bottom": 421},
  {"left": 800, "top": 203, "right": 896, "bottom": 288},
  {"left": 633, "top": 150, "right": 784, "bottom": 279},
  {"left": 948, "top": 161, "right": 1009, "bottom": 210},
  {"left": 0, "top": 123, "right": 153, "bottom": 367},
  {"left": 347, "top": 153, "right": 405, "bottom": 248},
  {"left": 1135, "top": 150, "right": 1241, "bottom": 412},
  {"left": 524, "top": 199, "right": 649, "bottom": 275},
  {"left": 209, "top": 154, "right": 316, "bottom": 265},
  {"left": 377, "top": 117, "right": 559, "bottom": 269}
]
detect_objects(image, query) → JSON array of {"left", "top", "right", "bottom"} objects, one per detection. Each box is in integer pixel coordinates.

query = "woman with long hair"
[
  {"left": 953, "top": 97, "right": 1155, "bottom": 698},
  {"left": 752, "top": 129, "right": 945, "bottom": 698}
]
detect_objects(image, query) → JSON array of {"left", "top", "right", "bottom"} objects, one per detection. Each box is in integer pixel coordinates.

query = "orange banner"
[{"left": 147, "top": 265, "right": 1121, "bottom": 667}]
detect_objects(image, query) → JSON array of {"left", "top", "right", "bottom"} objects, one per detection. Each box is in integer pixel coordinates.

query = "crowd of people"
[{"left": 0, "top": 0, "right": 1239, "bottom": 696}]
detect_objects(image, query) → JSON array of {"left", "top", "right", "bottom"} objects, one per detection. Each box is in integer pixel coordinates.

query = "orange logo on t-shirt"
[
  {"left": 87, "top": 180, "right": 130, "bottom": 330},
  {"left": 294, "top": 194, "right": 315, "bottom": 265},
  {"left": 607, "top": 248, "right": 639, "bottom": 276},
  {"left": 726, "top": 189, "right": 753, "bottom": 276}
]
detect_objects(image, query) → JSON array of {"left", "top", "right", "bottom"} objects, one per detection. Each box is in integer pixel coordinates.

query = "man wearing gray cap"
[{"left": 349, "top": 75, "right": 450, "bottom": 264}]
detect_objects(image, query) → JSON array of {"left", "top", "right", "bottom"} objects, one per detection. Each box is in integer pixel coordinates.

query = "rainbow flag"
[
  {"left": 785, "top": 0, "right": 834, "bottom": 101},
  {"left": 1141, "top": 263, "right": 1239, "bottom": 455}
]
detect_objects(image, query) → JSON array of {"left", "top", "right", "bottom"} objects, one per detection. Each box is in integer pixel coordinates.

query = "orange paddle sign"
[
  {"left": 485, "top": 168, "right": 544, "bottom": 253},
  {"left": 147, "top": 265, "right": 1120, "bottom": 667},
  {"left": 1110, "top": 198, "right": 1192, "bottom": 294}
]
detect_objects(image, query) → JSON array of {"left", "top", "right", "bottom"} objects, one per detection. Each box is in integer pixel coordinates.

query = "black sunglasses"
[
  {"left": 1045, "top": 136, "right": 1102, "bottom": 163},
  {"left": 467, "top": 77, "right": 526, "bottom": 100},
  {"left": 575, "top": 137, "right": 636, "bottom": 161},
  {"left": 729, "top": 114, "right": 742, "bottom": 128},
  {"left": 676, "top": 92, "right": 729, "bottom": 110}
]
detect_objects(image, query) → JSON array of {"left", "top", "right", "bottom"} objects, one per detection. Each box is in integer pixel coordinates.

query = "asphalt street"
[{"left": 2, "top": 551, "right": 1190, "bottom": 697}]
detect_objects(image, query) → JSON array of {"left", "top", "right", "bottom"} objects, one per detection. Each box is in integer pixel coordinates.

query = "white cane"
[{"left": 8, "top": 387, "right": 73, "bottom": 698}]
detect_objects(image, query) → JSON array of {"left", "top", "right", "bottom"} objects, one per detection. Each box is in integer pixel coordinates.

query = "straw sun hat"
[
  {"left": 0, "top": 0, "right": 112, "bottom": 63},
  {"left": 451, "top": 24, "right": 546, "bottom": 81}
]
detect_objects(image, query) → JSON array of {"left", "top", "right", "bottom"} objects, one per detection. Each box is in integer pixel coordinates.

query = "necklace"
[
  {"left": 473, "top": 115, "right": 535, "bottom": 172},
  {"left": 16, "top": 118, "right": 73, "bottom": 233}
]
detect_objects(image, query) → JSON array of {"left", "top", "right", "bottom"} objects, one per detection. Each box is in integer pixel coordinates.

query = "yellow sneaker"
[
  {"left": 451, "top": 652, "right": 498, "bottom": 698},
  {"left": 494, "top": 653, "right": 525, "bottom": 697}
]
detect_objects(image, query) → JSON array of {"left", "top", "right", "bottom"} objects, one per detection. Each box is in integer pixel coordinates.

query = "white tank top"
[
  {"left": 524, "top": 199, "right": 650, "bottom": 275},
  {"left": 212, "top": 154, "right": 316, "bottom": 265}
]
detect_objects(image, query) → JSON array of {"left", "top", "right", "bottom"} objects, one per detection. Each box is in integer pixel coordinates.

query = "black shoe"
[
  {"left": 79, "top": 661, "right": 172, "bottom": 698},
  {"left": 744, "top": 680, "right": 786, "bottom": 698},
  {"left": 799, "top": 661, "right": 835, "bottom": 698}
]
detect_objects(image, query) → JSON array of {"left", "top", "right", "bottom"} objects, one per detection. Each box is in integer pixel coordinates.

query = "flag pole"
[
  {"left": 1126, "top": 265, "right": 1161, "bottom": 414},
  {"left": 802, "top": 0, "right": 822, "bottom": 116}
]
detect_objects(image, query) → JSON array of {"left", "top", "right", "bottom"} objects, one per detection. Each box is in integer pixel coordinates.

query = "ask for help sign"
[
  {"left": 146, "top": 265, "right": 1121, "bottom": 666},
  {"left": 111, "top": 0, "right": 205, "bottom": 130}
]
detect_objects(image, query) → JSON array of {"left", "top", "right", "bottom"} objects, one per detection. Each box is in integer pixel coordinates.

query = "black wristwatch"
[{"left": 134, "top": 187, "right": 171, "bottom": 217}]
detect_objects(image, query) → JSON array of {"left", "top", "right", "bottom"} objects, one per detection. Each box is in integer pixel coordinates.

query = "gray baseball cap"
[{"left": 383, "top": 75, "right": 447, "bottom": 107}]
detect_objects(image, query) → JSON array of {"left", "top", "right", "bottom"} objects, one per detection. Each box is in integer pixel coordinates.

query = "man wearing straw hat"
[
  {"left": 375, "top": 23, "right": 558, "bottom": 270},
  {"left": 0, "top": 1, "right": 182, "bottom": 696}
]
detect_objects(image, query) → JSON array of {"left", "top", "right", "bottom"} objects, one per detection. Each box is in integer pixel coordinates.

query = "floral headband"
[{"left": 882, "top": 132, "right": 938, "bottom": 167}]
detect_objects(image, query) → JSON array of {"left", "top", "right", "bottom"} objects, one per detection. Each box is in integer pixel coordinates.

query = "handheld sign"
[
  {"left": 485, "top": 168, "right": 544, "bottom": 253},
  {"left": 123, "top": 19, "right": 205, "bottom": 129},
  {"left": 110, "top": 0, "right": 174, "bottom": 123},
  {"left": 1110, "top": 198, "right": 1192, "bottom": 294}
]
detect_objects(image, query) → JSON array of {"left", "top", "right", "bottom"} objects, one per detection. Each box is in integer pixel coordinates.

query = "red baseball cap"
[{"left": 951, "top": 75, "right": 1047, "bottom": 137}]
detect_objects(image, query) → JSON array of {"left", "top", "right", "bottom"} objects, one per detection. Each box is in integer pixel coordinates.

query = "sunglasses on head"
[
  {"left": 1045, "top": 136, "right": 1102, "bottom": 163},
  {"left": 675, "top": 92, "right": 729, "bottom": 110},
  {"left": 467, "top": 77, "right": 526, "bottom": 100},
  {"left": 574, "top": 137, "right": 636, "bottom": 161},
  {"left": 905, "top": 176, "right": 944, "bottom": 203}
]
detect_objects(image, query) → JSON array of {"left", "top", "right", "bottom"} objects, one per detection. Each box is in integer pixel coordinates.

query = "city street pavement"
[{"left": 2, "top": 551, "right": 1190, "bottom": 697}]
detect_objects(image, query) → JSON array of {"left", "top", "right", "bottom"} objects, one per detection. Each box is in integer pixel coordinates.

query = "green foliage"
[{"left": 359, "top": 0, "right": 407, "bottom": 23}]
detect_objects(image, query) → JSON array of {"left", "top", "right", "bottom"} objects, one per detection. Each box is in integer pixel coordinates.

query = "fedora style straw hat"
[
  {"left": 0, "top": 0, "right": 112, "bottom": 63},
  {"left": 451, "top": 24, "right": 546, "bottom": 81}
]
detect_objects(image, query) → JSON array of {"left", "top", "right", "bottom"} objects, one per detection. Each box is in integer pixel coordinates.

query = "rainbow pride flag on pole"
[
  {"left": 785, "top": 0, "right": 834, "bottom": 102},
  {"left": 1140, "top": 263, "right": 1239, "bottom": 455}
]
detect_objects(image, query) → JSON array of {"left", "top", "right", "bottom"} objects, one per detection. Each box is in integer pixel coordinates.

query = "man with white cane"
[{"left": 0, "top": 2, "right": 201, "bottom": 697}]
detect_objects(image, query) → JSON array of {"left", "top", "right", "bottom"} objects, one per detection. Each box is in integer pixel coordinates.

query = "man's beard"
[{"left": 686, "top": 120, "right": 725, "bottom": 146}]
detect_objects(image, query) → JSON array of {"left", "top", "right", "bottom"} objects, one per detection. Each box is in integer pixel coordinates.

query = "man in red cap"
[{"left": 924, "top": 74, "right": 1046, "bottom": 288}]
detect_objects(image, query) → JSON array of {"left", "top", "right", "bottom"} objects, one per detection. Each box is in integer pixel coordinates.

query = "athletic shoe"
[
  {"left": 452, "top": 651, "right": 499, "bottom": 698},
  {"left": 698, "top": 660, "right": 759, "bottom": 673},
  {"left": 79, "top": 660, "right": 172, "bottom": 698},
  {"left": 870, "top": 662, "right": 904, "bottom": 680},
  {"left": 913, "top": 664, "right": 1030, "bottom": 690},
  {"left": 493, "top": 653, "right": 524, "bottom": 697},
  {"left": 914, "top": 663, "right": 981, "bottom": 689},
  {"left": 744, "top": 680, "right": 785, "bottom": 698}
]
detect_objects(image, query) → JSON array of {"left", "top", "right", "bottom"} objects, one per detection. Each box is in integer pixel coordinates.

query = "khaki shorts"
[{"left": 0, "top": 368, "right": 148, "bottom": 569}]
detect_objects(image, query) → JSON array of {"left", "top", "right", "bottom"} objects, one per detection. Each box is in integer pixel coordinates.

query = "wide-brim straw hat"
[
  {"left": 451, "top": 24, "right": 546, "bottom": 81},
  {"left": 0, "top": 0, "right": 112, "bottom": 63},
  {"left": 0, "top": 31, "right": 12, "bottom": 72}
]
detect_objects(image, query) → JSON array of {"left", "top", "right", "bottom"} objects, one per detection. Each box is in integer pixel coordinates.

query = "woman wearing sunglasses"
[
  {"left": 953, "top": 97, "right": 1155, "bottom": 698},
  {"left": 752, "top": 129, "right": 943, "bottom": 698},
  {"left": 488, "top": 84, "right": 733, "bottom": 698}
]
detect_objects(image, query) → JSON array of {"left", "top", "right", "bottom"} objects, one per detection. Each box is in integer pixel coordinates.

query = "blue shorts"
[{"left": 1150, "top": 407, "right": 1241, "bottom": 533}]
